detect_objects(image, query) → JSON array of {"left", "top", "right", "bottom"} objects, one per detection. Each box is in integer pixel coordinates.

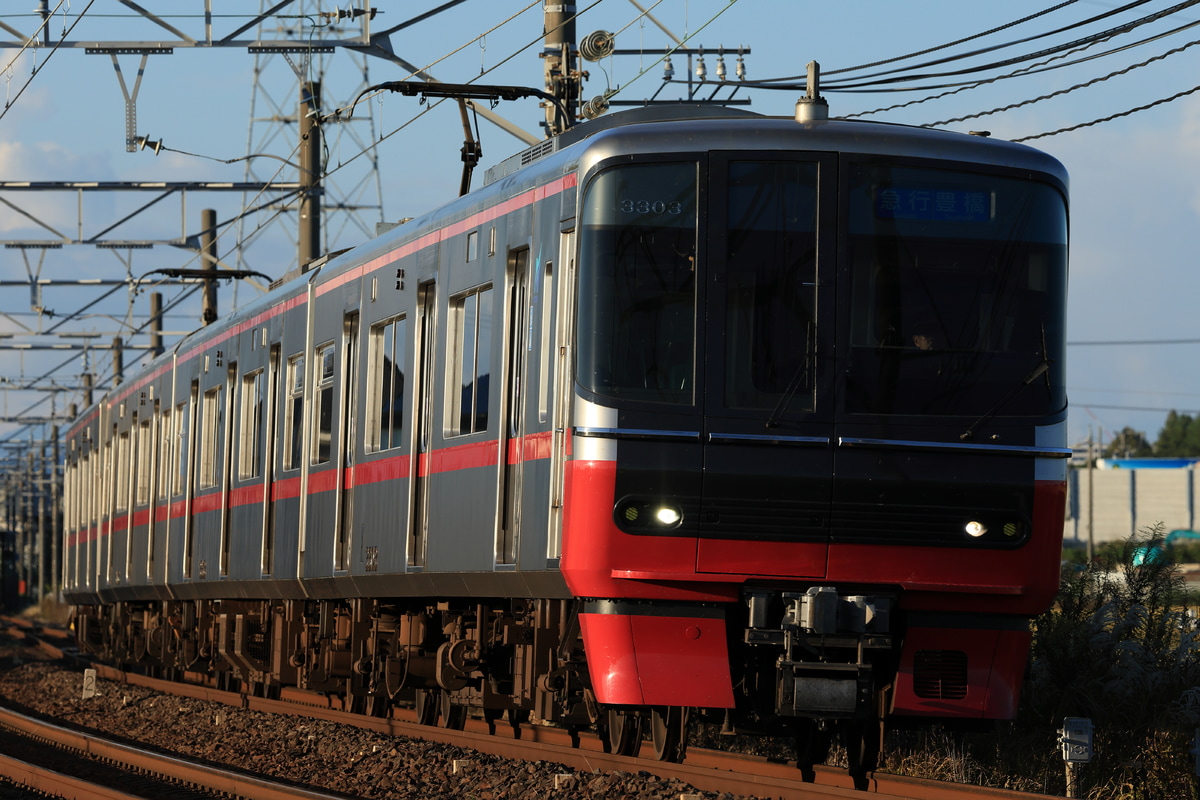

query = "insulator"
[
  {"left": 582, "top": 95, "right": 610, "bottom": 120},
  {"left": 663, "top": 55, "right": 675, "bottom": 81},
  {"left": 736, "top": 49, "right": 746, "bottom": 81},
  {"left": 580, "top": 30, "right": 615, "bottom": 62},
  {"left": 716, "top": 51, "right": 727, "bottom": 81},
  {"left": 695, "top": 49, "right": 707, "bottom": 81}
]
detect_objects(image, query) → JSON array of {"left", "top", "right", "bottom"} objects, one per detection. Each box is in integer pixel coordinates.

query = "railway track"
[
  {"left": 0, "top": 616, "right": 1058, "bottom": 800},
  {"left": 0, "top": 703, "right": 351, "bottom": 800}
]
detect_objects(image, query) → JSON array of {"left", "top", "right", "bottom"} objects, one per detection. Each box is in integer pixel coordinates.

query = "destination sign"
[{"left": 875, "top": 188, "right": 992, "bottom": 222}]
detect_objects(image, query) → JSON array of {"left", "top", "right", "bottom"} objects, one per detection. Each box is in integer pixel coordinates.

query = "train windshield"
[
  {"left": 576, "top": 162, "right": 699, "bottom": 405},
  {"left": 843, "top": 163, "right": 1067, "bottom": 417}
]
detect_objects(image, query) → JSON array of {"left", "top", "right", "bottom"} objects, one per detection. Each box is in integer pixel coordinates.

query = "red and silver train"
[{"left": 62, "top": 104, "right": 1069, "bottom": 774}]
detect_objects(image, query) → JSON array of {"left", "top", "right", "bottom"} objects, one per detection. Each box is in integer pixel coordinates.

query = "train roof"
[{"left": 484, "top": 104, "right": 1068, "bottom": 189}]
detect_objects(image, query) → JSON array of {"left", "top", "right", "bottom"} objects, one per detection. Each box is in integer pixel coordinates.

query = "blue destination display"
[{"left": 875, "top": 187, "right": 992, "bottom": 222}]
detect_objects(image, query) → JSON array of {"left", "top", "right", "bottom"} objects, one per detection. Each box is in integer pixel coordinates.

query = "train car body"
[{"left": 62, "top": 106, "right": 1069, "bottom": 767}]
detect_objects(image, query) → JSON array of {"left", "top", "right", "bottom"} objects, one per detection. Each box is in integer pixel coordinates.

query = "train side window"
[
  {"left": 115, "top": 429, "right": 130, "bottom": 513},
  {"left": 450, "top": 286, "right": 493, "bottom": 435},
  {"left": 538, "top": 259, "right": 553, "bottom": 423},
  {"left": 312, "top": 343, "right": 335, "bottom": 465},
  {"left": 368, "top": 316, "right": 407, "bottom": 452},
  {"left": 239, "top": 369, "right": 265, "bottom": 479},
  {"left": 467, "top": 230, "right": 479, "bottom": 261},
  {"left": 172, "top": 402, "right": 188, "bottom": 495},
  {"left": 199, "top": 385, "right": 223, "bottom": 489},
  {"left": 157, "top": 409, "right": 171, "bottom": 502},
  {"left": 284, "top": 353, "right": 305, "bottom": 471},
  {"left": 136, "top": 418, "right": 153, "bottom": 505}
]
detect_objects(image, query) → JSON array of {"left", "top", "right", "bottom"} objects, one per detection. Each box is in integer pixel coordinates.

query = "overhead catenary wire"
[
  {"left": 0, "top": 0, "right": 561, "bottom": 433},
  {"left": 752, "top": 0, "right": 1164, "bottom": 86},
  {"left": 9, "top": 2, "right": 1200, "bottom": 446},
  {"left": 0, "top": 0, "right": 97, "bottom": 123},
  {"left": 1014, "top": 81, "right": 1200, "bottom": 141},
  {"left": 841, "top": 12, "right": 1197, "bottom": 121},
  {"left": 819, "top": 0, "right": 1200, "bottom": 92},
  {"left": 919, "top": 21, "right": 1200, "bottom": 127}
]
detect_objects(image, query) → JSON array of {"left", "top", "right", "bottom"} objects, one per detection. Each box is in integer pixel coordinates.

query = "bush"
[
  {"left": 885, "top": 525, "right": 1200, "bottom": 797},
  {"left": 1029, "top": 525, "right": 1200, "bottom": 797}
]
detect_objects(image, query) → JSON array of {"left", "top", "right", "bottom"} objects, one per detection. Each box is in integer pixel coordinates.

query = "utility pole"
[
  {"left": 82, "top": 369, "right": 94, "bottom": 409},
  {"left": 201, "top": 209, "right": 218, "bottom": 325},
  {"left": 150, "top": 292, "right": 163, "bottom": 357},
  {"left": 542, "top": 1, "right": 579, "bottom": 136},
  {"left": 299, "top": 81, "right": 322, "bottom": 269},
  {"left": 1087, "top": 427, "right": 1095, "bottom": 562},
  {"left": 112, "top": 337, "right": 124, "bottom": 386}
]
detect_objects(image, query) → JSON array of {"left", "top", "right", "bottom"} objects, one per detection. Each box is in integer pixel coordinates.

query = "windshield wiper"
[
  {"left": 766, "top": 321, "right": 816, "bottom": 429},
  {"left": 960, "top": 324, "right": 1053, "bottom": 441}
]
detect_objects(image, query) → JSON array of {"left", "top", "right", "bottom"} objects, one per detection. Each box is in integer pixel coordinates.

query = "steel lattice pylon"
[{"left": 235, "top": 2, "right": 385, "bottom": 293}]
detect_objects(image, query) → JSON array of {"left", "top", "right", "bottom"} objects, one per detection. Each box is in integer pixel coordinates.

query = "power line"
[
  {"left": 0, "top": 0, "right": 97, "bottom": 123},
  {"left": 1076, "top": 403, "right": 1200, "bottom": 414},
  {"left": 1014, "top": 81, "right": 1200, "bottom": 141},
  {"left": 922, "top": 24, "right": 1200, "bottom": 127},
  {"left": 822, "top": 0, "right": 1084, "bottom": 77},
  {"left": 1068, "top": 337, "right": 1200, "bottom": 346},
  {"left": 821, "top": 0, "right": 1200, "bottom": 92}
]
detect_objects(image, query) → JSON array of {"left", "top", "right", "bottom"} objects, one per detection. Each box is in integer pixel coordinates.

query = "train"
[{"left": 60, "top": 101, "right": 1069, "bottom": 779}]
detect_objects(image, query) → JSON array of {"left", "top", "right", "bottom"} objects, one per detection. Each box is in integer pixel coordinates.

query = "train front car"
[{"left": 559, "top": 112, "right": 1069, "bottom": 765}]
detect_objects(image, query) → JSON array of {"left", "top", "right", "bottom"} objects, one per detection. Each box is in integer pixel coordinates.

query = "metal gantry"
[{"left": 0, "top": 1, "right": 732, "bottom": 610}]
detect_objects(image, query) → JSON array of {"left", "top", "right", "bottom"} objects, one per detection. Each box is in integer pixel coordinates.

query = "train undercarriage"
[{"left": 73, "top": 588, "right": 899, "bottom": 776}]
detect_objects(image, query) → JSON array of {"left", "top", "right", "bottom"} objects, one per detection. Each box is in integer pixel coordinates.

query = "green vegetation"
[
  {"left": 1101, "top": 408, "right": 1200, "bottom": 459},
  {"left": 885, "top": 525, "right": 1200, "bottom": 797}
]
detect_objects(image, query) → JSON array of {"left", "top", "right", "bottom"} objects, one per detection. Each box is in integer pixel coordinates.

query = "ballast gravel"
[{"left": 0, "top": 633, "right": 757, "bottom": 800}]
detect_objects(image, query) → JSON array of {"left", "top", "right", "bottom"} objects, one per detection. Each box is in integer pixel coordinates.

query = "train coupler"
[{"left": 742, "top": 586, "right": 895, "bottom": 719}]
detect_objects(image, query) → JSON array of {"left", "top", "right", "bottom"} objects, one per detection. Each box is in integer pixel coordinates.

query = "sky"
[{"left": 2, "top": 0, "right": 1200, "bottom": 450}]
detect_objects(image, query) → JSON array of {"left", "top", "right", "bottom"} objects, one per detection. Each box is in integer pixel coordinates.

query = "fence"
[{"left": 1066, "top": 467, "right": 1198, "bottom": 545}]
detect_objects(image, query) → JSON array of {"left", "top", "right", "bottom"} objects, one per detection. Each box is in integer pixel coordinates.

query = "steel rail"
[
  {"left": 3, "top": 618, "right": 1059, "bottom": 800},
  {"left": 0, "top": 703, "right": 351, "bottom": 800},
  {"left": 93, "top": 661, "right": 1059, "bottom": 800},
  {"left": 0, "top": 750, "right": 145, "bottom": 800}
]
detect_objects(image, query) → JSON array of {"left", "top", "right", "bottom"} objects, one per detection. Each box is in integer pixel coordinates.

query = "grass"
[{"left": 885, "top": 525, "right": 1200, "bottom": 798}]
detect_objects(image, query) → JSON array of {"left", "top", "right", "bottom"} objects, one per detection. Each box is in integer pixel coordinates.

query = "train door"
[
  {"left": 410, "top": 282, "right": 436, "bottom": 568},
  {"left": 547, "top": 230, "right": 574, "bottom": 560},
  {"left": 152, "top": 405, "right": 170, "bottom": 584},
  {"left": 335, "top": 313, "right": 359, "bottom": 572},
  {"left": 183, "top": 380, "right": 199, "bottom": 578},
  {"left": 498, "top": 249, "right": 529, "bottom": 566},
  {"left": 261, "top": 345, "right": 280, "bottom": 574},
  {"left": 219, "top": 362, "right": 237, "bottom": 576},
  {"left": 110, "top": 425, "right": 130, "bottom": 585},
  {"left": 695, "top": 154, "right": 837, "bottom": 577}
]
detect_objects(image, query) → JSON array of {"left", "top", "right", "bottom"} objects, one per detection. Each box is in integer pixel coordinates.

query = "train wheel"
[
  {"left": 414, "top": 689, "right": 440, "bottom": 726},
  {"left": 649, "top": 706, "right": 689, "bottom": 762},
  {"left": 843, "top": 716, "right": 884, "bottom": 790},
  {"left": 366, "top": 695, "right": 392, "bottom": 719},
  {"left": 438, "top": 692, "right": 467, "bottom": 730},
  {"left": 795, "top": 718, "right": 832, "bottom": 782},
  {"left": 604, "top": 709, "right": 643, "bottom": 757},
  {"left": 508, "top": 708, "right": 529, "bottom": 739}
]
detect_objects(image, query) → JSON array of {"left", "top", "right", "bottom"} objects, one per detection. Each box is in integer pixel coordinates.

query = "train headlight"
[
  {"left": 655, "top": 506, "right": 682, "bottom": 526},
  {"left": 614, "top": 498, "right": 684, "bottom": 532},
  {"left": 965, "top": 521, "right": 988, "bottom": 538}
]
